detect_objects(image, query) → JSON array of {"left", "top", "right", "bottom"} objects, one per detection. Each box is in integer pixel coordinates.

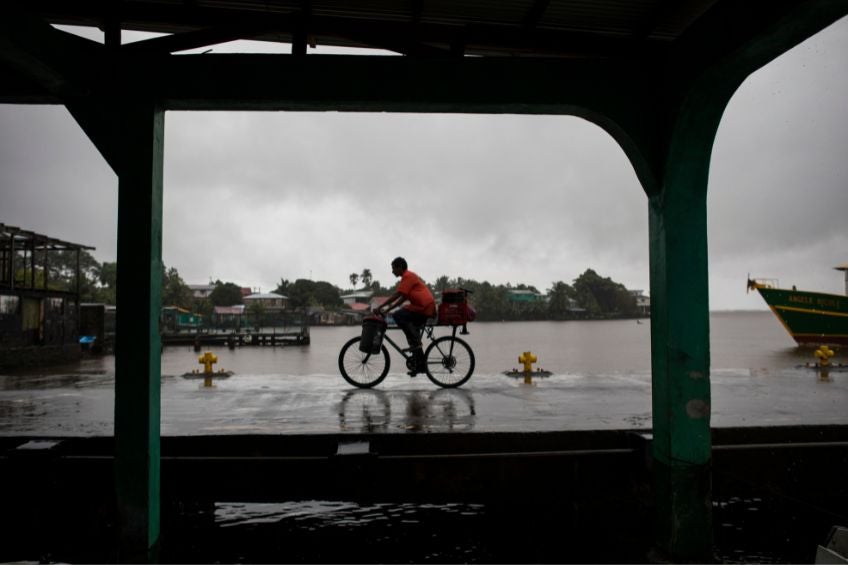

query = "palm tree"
[
  {"left": 360, "top": 268, "right": 372, "bottom": 288},
  {"left": 349, "top": 273, "right": 359, "bottom": 289}
]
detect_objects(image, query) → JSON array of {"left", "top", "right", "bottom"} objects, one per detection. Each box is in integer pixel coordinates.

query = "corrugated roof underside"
[
  {"left": 191, "top": 0, "right": 719, "bottom": 39},
  {"left": 38, "top": 0, "right": 723, "bottom": 55}
]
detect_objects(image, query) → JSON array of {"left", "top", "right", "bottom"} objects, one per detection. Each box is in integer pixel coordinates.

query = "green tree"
[
  {"left": 274, "top": 278, "right": 291, "bottom": 296},
  {"left": 312, "top": 281, "right": 343, "bottom": 309},
  {"left": 572, "top": 269, "right": 637, "bottom": 317},
  {"left": 370, "top": 280, "right": 386, "bottom": 294},
  {"left": 209, "top": 281, "right": 244, "bottom": 307},
  {"left": 360, "top": 268, "right": 372, "bottom": 288},
  {"left": 285, "top": 279, "right": 315, "bottom": 310},
  {"left": 193, "top": 297, "right": 214, "bottom": 321},
  {"left": 433, "top": 275, "right": 451, "bottom": 294},
  {"left": 547, "top": 281, "right": 575, "bottom": 320},
  {"left": 161, "top": 266, "right": 193, "bottom": 309},
  {"left": 97, "top": 261, "right": 117, "bottom": 304},
  {"left": 275, "top": 277, "right": 343, "bottom": 310},
  {"left": 247, "top": 300, "right": 266, "bottom": 327},
  {"left": 32, "top": 249, "right": 102, "bottom": 301},
  {"left": 349, "top": 273, "right": 359, "bottom": 289}
]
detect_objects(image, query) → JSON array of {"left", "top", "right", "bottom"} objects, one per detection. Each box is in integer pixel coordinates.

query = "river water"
[
  {"left": 165, "top": 310, "right": 819, "bottom": 376},
  {"left": 0, "top": 310, "right": 813, "bottom": 379}
]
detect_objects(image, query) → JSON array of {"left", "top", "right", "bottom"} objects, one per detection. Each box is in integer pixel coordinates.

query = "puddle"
[{"left": 166, "top": 500, "right": 493, "bottom": 563}]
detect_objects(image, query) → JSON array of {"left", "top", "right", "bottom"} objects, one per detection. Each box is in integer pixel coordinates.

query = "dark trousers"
[{"left": 393, "top": 308, "right": 427, "bottom": 350}]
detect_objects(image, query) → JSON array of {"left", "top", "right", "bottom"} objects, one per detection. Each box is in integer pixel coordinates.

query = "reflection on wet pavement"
[
  {"left": 165, "top": 499, "right": 503, "bottom": 563},
  {"left": 0, "top": 361, "right": 845, "bottom": 436},
  {"left": 338, "top": 388, "right": 476, "bottom": 433},
  {"left": 216, "top": 500, "right": 485, "bottom": 529}
]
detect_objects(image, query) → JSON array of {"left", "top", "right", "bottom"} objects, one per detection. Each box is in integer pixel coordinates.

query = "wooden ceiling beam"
[
  {"left": 123, "top": 23, "right": 272, "bottom": 53},
  {"left": 0, "top": 9, "right": 104, "bottom": 99},
  {"left": 522, "top": 0, "right": 551, "bottom": 32},
  {"left": 151, "top": 53, "right": 653, "bottom": 115},
  {"left": 22, "top": 1, "right": 665, "bottom": 59}
]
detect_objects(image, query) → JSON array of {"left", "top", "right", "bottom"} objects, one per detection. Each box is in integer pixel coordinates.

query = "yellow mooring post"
[
  {"left": 199, "top": 352, "right": 218, "bottom": 387},
  {"left": 814, "top": 345, "right": 835, "bottom": 368},
  {"left": 815, "top": 346, "right": 835, "bottom": 381},
  {"left": 518, "top": 351, "right": 537, "bottom": 384}
]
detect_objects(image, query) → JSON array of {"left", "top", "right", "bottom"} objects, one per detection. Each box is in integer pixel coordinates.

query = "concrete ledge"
[{"left": 1, "top": 425, "right": 846, "bottom": 563}]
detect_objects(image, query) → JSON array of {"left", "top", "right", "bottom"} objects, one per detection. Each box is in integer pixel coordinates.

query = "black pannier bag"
[{"left": 359, "top": 315, "right": 388, "bottom": 353}]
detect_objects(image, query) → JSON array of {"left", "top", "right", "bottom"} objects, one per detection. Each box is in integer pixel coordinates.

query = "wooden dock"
[{"left": 162, "top": 328, "right": 309, "bottom": 349}]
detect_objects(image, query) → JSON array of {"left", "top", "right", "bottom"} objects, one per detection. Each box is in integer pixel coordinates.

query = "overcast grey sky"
[{"left": 1, "top": 17, "right": 846, "bottom": 310}]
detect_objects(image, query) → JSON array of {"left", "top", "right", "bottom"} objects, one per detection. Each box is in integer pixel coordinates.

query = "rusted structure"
[
  {"left": 2, "top": 2, "right": 848, "bottom": 562},
  {"left": 0, "top": 223, "right": 93, "bottom": 368}
]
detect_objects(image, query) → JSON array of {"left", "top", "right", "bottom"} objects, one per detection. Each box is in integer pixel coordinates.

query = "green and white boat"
[{"left": 747, "top": 264, "right": 848, "bottom": 346}]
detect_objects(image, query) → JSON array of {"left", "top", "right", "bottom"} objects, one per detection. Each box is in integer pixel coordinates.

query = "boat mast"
[{"left": 836, "top": 264, "right": 848, "bottom": 296}]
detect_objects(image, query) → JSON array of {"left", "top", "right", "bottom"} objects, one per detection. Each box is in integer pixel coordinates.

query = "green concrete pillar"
[
  {"left": 648, "top": 189, "right": 712, "bottom": 560},
  {"left": 647, "top": 89, "right": 729, "bottom": 560},
  {"left": 113, "top": 100, "right": 164, "bottom": 562}
]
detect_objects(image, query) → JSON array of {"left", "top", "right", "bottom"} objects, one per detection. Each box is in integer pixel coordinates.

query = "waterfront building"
[
  {"left": 629, "top": 289, "right": 651, "bottom": 316},
  {"left": 243, "top": 292, "right": 288, "bottom": 313},
  {"left": 0, "top": 223, "right": 91, "bottom": 368},
  {"left": 161, "top": 306, "right": 203, "bottom": 332},
  {"left": 188, "top": 283, "right": 215, "bottom": 299},
  {"left": 211, "top": 304, "right": 245, "bottom": 330},
  {"left": 507, "top": 289, "right": 545, "bottom": 303},
  {"left": 341, "top": 289, "right": 373, "bottom": 306}
]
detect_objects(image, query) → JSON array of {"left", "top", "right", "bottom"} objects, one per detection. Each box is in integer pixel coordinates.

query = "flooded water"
[
  {"left": 2, "top": 311, "right": 845, "bottom": 563},
  {"left": 4, "top": 310, "right": 816, "bottom": 378},
  {"left": 155, "top": 310, "right": 819, "bottom": 375},
  {"left": 1, "top": 311, "right": 845, "bottom": 437}
]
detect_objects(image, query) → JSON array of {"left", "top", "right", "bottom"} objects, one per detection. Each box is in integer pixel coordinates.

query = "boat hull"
[{"left": 755, "top": 287, "right": 848, "bottom": 346}]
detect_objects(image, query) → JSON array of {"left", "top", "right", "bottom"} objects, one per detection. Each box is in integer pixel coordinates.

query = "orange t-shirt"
[{"left": 397, "top": 270, "right": 436, "bottom": 316}]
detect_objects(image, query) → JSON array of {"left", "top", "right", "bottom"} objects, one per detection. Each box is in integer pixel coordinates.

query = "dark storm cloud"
[{"left": 161, "top": 111, "right": 648, "bottom": 293}]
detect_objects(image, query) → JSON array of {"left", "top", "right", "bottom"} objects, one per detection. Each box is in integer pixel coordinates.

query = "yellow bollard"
[
  {"left": 814, "top": 345, "right": 835, "bottom": 368},
  {"left": 199, "top": 351, "right": 218, "bottom": 374},
  {"left": 518, "top": 351, "right": 537, "bottom": 372},
  {"left": 518, "top": 351, "right": 538, "bottom": 384}
]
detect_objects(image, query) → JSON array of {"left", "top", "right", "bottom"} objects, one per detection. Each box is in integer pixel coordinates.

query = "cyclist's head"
[{"left": 391, "top": 257, "right": 407, "bottom": 275}]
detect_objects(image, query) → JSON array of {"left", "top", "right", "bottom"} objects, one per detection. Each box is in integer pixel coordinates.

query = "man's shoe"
[
  {"left": 407, "top": 362, "right": 427, "bottom": 377},
  {"left": 408, "top": 351, "right": 426, "bottom": 376}
]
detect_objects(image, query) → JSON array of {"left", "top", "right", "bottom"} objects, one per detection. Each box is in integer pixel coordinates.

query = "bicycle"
[{"left": 338, "top": 296, "right": 476, "bottom": 389}]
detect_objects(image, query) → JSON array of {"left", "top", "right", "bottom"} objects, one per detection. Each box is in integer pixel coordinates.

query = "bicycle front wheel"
[
  {"left": 424, "top": 336, "right": 475, "bottom": 388},
  {"left": 338, "top": 337, "right": 390, "bottom": 388}
]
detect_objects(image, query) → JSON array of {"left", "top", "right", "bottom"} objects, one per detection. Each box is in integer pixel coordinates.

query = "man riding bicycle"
[{"left": 374, "top": 257, "right": 435, "bottom": 376}]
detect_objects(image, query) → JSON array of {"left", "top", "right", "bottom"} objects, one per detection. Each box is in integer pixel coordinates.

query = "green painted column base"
[{"left": 652, "top": 457, "right": 714, "bottom": 562}]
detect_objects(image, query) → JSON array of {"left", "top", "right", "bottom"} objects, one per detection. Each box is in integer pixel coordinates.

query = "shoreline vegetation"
[
  {"left": 32, "top": 251, "right": 771, "bottom": 326},
  {"left": 48, "top": 251, "right": 653, "bottom": 323}
]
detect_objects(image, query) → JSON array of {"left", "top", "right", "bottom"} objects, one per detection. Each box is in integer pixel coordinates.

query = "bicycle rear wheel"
[
  {"left": 338, "top": 337, "right": 390, "bottom": 388},
  {"left": 424, "top": 336, "right": 475, "bottom": 388}
]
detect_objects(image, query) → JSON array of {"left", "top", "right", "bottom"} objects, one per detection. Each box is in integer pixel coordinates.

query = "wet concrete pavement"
[
  {"left": 1, "top": 364, "right": 846, "bottom": 436},
  {"left": 3, "top": 361, "right": 847, "bottom": 564}
]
